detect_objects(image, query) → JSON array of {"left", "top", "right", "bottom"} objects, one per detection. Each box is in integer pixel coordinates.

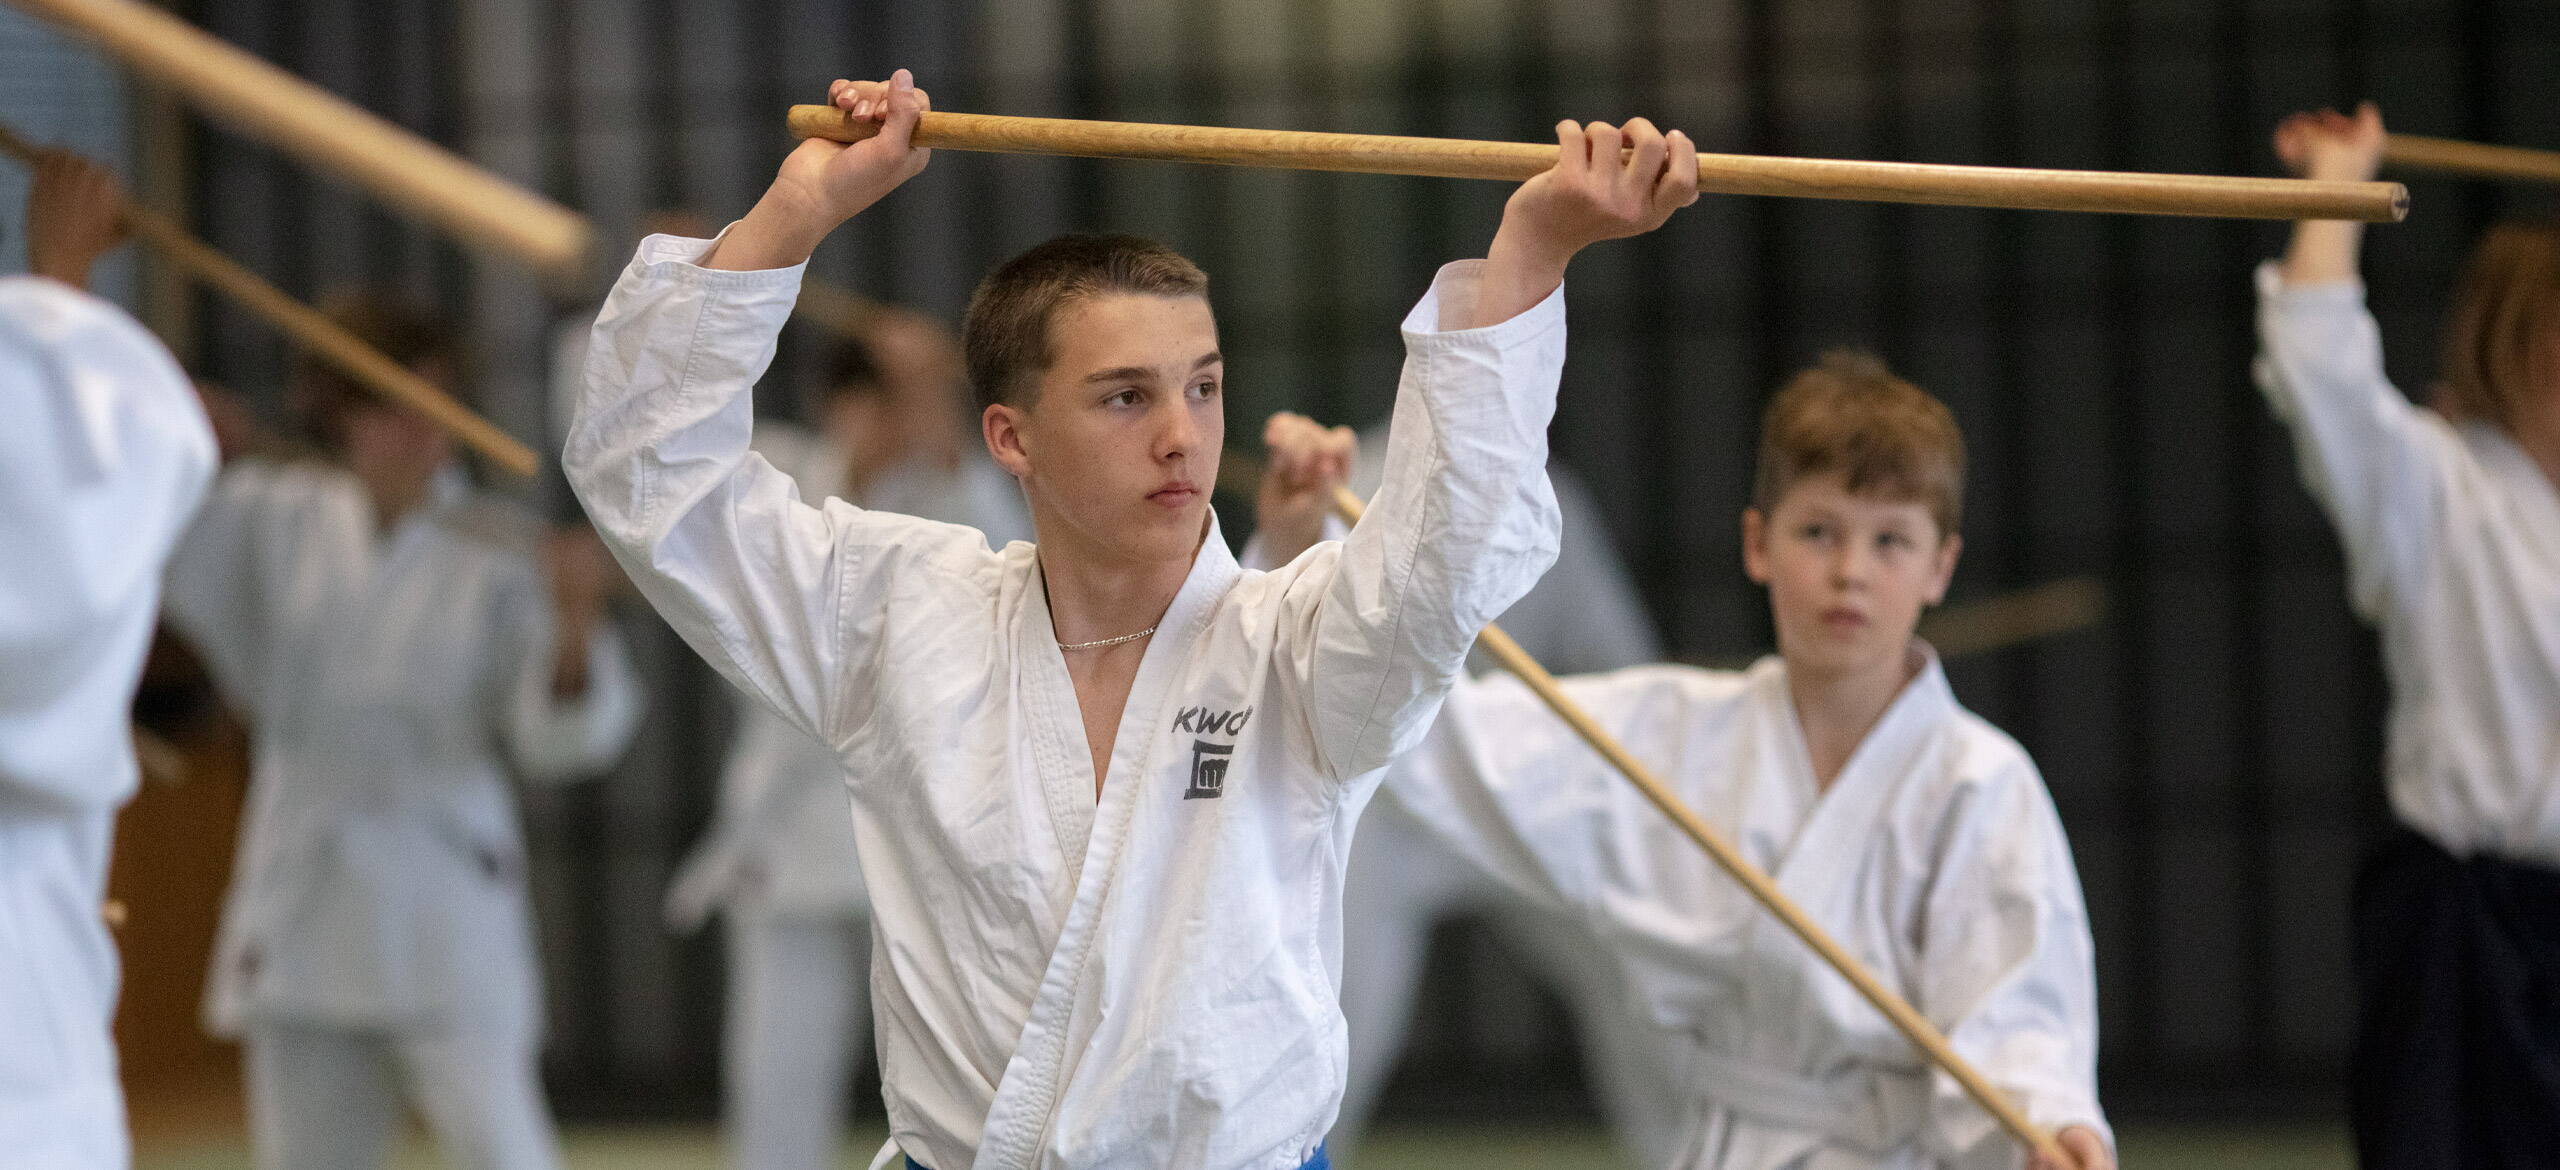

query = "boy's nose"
[{"left": 1156, "top": 402, "right": 1200, "bottom": 459}]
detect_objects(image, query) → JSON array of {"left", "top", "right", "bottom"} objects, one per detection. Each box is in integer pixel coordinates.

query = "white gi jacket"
[
  {"left": 566, "top": 231, "right": 1564, "bottom": 1170},
  {"left": 2254, "top": 264, "right": 2560, "bottom": 867},
  {"left": 163, "top": 461, "right": 643, "bottom": 1038},
  {"left": 0, "top": 276, "right": 214, "bottom": 1169},
  {"left": 1387, "top": 654, "right": 2109, "bottom": 1170},
  {"left": 665, "top": 424, "right": 1032, "bottom": 928}
]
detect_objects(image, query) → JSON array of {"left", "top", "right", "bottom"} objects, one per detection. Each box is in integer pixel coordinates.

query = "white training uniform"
[
  {"left": 661, "top": 422, "right": 1031, "bottom": 1170},
  {"left": 1325, "top": 447, "right": 1683, "bottom": 1168},
  {"left": 0, "top": 276, "right": 215, "bottom": 1170},
  {"left": 2252, "top": 264, "right": 2560, "bottom": 866},
  {"left": 566, "top": 230, "right": 1564, "bottom": 1170},
  {"left": 162, "top": 459, "right": 643, "bottom": 1170},
  {"left": 1386, "top": 653, "right": 2109, "bottom": 1170}
]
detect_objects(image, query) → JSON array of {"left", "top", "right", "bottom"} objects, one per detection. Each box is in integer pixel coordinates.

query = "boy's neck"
[
  {"left": 1035, "top": 526, "right": 1202, "bottom": 648},
  {"left": 1784, "top": 642, "right": 1924, "bottom": 792}
]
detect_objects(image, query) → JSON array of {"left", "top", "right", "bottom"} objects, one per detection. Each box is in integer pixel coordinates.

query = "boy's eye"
[
  {"left": 1106, "top": 389, "right": 1142, "bottom": 407},
  {"left": 1797, "top": 523, "right": 1830, "bottom": 541},
  {"left": 1189, "top": 380, "right": 1219, "bottom": 400},
  {"left": 1878, "top": 531, "right": 1912, "bottom": 550}
]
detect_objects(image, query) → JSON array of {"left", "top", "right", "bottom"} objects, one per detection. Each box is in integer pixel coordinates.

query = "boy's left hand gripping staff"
[
  {"left": 1330, "top": 482, "right": 2077, "bottom": 1169},
  {"left": 0, "top": 126, "right": 541, "bottom": 477}
]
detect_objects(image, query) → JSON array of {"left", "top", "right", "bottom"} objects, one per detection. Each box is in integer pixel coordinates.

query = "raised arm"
[
  {"left": 1274, "top": 117, "right": 1699, "bottom": 780},
  {"left": 2257, "top": 102, "right": 2462, "bottom": 615},
  {"left": 1383, "top": 666, "right": 1712, "bottom": 918},
  {"left": 564, "top": 72, "right": 990, "bottom": 747}
]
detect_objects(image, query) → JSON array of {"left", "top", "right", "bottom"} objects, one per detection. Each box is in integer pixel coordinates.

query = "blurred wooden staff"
[
  {"left": 1919, "top": 576, "right": 2106, "bottom": 660},
  {"left": 795, "top": 279, "right": 889, "bottom": 338},
  {"left": 5, "top": 0, "right": 591, "bottom": 283},
  {"left": 1329, "top": 484, "right": 2070, "bottom": 1166},
  {"left": 792, "top": 106, "right": 2407, "bottom": 222},
  {"left": 2384, "top": 135, "right": 2560, "bottom": 186},
  {"left": 0, "top": 127, "right": 541, "bottom": 476}
]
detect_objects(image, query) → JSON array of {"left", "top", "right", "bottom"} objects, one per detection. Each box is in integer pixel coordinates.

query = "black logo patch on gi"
[{"left": 1184, "top": 739, "right": 1235, "bottom": 800}]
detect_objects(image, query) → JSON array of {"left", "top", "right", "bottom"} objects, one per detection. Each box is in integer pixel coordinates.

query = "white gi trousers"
[
  {"left": 723, "top": 912, "right": 876, "bottom": 1170},
  {"left": 244, "top": 1019, "right": 558, "bottom": 1170}
]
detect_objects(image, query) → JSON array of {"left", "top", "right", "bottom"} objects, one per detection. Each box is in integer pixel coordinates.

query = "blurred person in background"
[
  {"left": 2261, "top": 103, "right": 2560, "bottom": 1170},
  {"left": 0, "top": 148, "right": 216, "bottom": 1170},
  {"left": 159, "top": 276, "right": 643, "bottom": 1167}
]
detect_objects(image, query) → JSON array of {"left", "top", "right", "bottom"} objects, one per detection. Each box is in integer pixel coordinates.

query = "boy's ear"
[
  {"left": 1924, "top": 531, "right": 1962, "bottom": 606},
  {"left": 982, "top": 402, "right": 1031, "bottom": 480},
  {"left": 1741, "top": 508, "right": 1772, "bottom": 585}
]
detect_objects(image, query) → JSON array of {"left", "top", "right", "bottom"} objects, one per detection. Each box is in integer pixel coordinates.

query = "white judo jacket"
[
  {"left": 1387, "top": 654, "right": 2110, "bottom": 1170},
  {"left": 565, "top": 231, "right": 1564, "bottom": 1170},
  {"left": 2254, "top": 265, "right": 2560, "bottom": 868},
  {"left": 163, "top": 460, "right": 643, "bottom": 1038},
  {"left": 665, "top": 424, "right": 1032, "bottom": 928},
  {"left": 0, "top": 276, "right": 214, "bottom": 1170}
]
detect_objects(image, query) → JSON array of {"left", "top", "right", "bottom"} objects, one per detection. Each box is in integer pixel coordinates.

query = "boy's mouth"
[
  {"left": 1818, "top": 605, "right": 1869, "bottom": 633},
  {"left": 1147, "top": 482, "right": 1200, "bottom": 508}
]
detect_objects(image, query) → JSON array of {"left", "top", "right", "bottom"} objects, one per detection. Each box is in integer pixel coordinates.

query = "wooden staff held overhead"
[
  {"left": 2384, "top": 134, "right": 2560, "bottom": 186},
  {"left": 0, "top": 126, "right": 540, "bottom": 476},
  {"left": 6, "top": 0, "right": 591, "bottom": 283},
  {"left": 790, "top": 106, "right": 2408, "bottom": 223},
  {"left": 1326, "top": 484, "right": 2069, "bottom": 1166}
]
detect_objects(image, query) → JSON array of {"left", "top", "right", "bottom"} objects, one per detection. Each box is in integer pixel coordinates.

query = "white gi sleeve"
[
  {"left": 1385, "top": 667, "right": 1698, "bottom": 916},
  {"left": 564, "top": 233, "right": 996, "bottom": 747},
  {"left": 161, "top": 462, "right": 292, "bottom": 711},
  {"left": 2252, "top": 261, "right": 2464, "bottom": 619},
  {"left": 1271, "top": 260, "right": 1565, "bottom": 782},
  {"left": 1912, "top": 759, "right": 2111, "bottom": 1169}
]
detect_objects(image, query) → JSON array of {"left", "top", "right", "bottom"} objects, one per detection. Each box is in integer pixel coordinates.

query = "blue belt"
[{"left": 911, "top": 1143, "right": 1329, "bottom": 1170}]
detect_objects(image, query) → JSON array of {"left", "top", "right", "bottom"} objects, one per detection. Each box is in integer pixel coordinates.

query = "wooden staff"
[
  {"left": 6, "top": 0, "right": 591, "bottom": 282},
  {"left": 2384, "top": 134, "right": 2560, "bottom": 186},
  {"left": 795, "top": 279, "right": 889, "bottom": 338},
  {"left": 0, "top": 126, "right": 541, "bottom": 476},
  {"left": 792, "top": 106, "right": 2406, "bottom": 223},
  {"left": 1328, "top": 484, "right": 2067, "bottom": 1165},
  {"left": 1919, "top": 576, "right": 2106, "bottom": 661}
]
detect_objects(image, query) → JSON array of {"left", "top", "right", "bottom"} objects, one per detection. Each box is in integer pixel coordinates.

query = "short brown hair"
[
  {"left": 2435, "top": 218, "right": 2560, "bottom": 433},
  {"left": 1751, "top": 350, "right": 1965, "bottom": 537},
  {"left": 293, "top": 290, "right": 465, "bottom": 443},
  {"left": 961, "top": 233, "right": 1209, "bottom": 412}
]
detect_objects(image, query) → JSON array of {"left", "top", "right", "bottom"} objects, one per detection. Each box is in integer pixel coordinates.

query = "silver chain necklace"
[{"left": 1056, "top": 625, "right": 1157, "bottom": 652}]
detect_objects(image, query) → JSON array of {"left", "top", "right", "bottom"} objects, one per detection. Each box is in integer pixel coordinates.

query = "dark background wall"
[{"left": 154, "top": 0, "right": 2560, "bottom": 1126}]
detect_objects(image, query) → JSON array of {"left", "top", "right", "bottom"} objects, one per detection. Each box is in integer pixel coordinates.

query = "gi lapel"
[
  {"left": 972, "top": 516, "right": 1242, "bottom": 1170},
  {"left": 1746, "top": 651, "right": 1956, "bottom": 1048}
]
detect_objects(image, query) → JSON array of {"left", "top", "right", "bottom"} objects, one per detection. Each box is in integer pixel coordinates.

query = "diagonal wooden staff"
[
  {"left": 790, "top": 106, "right": 2407, "bottom": 223},
  {"left": 1328, "top": 484, "right": 2069, "bottom": 1165},
  {"left": 2383, "top": 134, "right": 2560, "bottom": 186},
  {"left": 0, "top": 126, "right": 540, "bottom": 476},
  {"left": 5, "top": 0, "right": 591, "bottom": 284}
]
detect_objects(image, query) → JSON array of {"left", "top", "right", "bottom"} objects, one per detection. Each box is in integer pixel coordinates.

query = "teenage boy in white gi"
[{"left": 566, "top": 68, "right": 1697, "bottom": 1170}]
